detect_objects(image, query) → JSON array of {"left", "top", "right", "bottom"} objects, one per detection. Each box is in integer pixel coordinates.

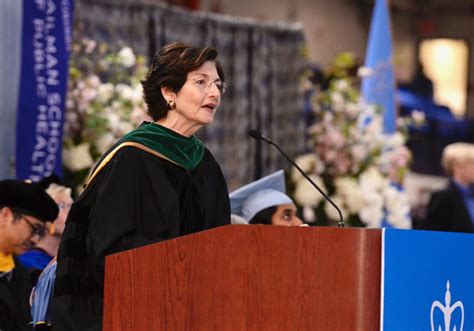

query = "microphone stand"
[{"left": 249, "top": 130, "right": 345, "bottom": 227}]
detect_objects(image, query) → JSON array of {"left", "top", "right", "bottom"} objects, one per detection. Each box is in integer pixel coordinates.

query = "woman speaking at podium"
[{"left": 51, "top": 42, "right": 231, "bottom": 330}]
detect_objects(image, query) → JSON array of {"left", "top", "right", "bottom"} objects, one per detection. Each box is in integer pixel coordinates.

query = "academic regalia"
[
  {"left": 422, "top": 180, "right": 474, "bottom": 233},
  {"left": 0, "top": 180, "right": 58, "bottom": 331},
  {"left": 229, "top": 169, "right": 293, "bottom": 222},
  {"left": 0, "top": 256, "right": 34, "bottom": 331},
  {"left": 0, "top": 180, "right": 59, "bottom": 222},
  {"left": 51, "top": 123, "right": 230, "bottom": 331},
  {"left": 30, "top": 258, "right": 57, "bottom": 330},
  {"left": 19, "top": 248, "right": 54, "bottom": 284},
  {"left": 19, "top": 248, "right": 53, "bottom": 272}
]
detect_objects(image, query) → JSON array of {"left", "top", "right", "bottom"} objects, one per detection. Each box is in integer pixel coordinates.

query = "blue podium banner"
[
  {"left": 16, "top": 0, "right": 74, "bottom": 181},
  {"left": 382, "top": 229, "right": 474, "bottom": 330}
]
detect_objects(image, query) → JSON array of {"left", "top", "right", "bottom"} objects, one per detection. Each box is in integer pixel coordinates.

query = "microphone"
[{"left": 248, "top": 129, "right": 345, "bottom": 227}]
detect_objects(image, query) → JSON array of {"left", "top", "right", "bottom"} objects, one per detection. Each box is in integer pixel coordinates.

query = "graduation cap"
[
  {"left": 229, "top": 170, "right": 293, "bottom": 222},
  {"left": 0, "top": 179, "right": 59, "bottom": 222}
]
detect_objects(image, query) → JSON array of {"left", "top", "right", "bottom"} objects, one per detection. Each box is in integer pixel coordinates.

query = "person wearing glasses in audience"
[
  {"left": 0, "top": 179, "right": 58, "bottom": 331},
  {"left": 230, "top": 170, "right": 306, "bottom": 227},
  {"left": 51, "top": 42, "right": 231, "bottom": 331},
  {"left": 19, "top": 182, "right": 73, "bottom": 282}
]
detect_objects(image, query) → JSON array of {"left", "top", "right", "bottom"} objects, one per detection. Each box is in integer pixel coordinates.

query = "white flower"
[
  {"left": 292, "top": 154, "right": 320, "bottom": 182},
  {"left": 87, "top": 75, "right": 101, "bottom": 88},
  {"left": 107, "top": 112, "right": 121, "bottom": 131},
  {"left": 116, "top": 84, "right": 134, "bottom": 100},
  {"left": 117, "top": 47, "right": 136, "bottom": 67},
  {"left": 290, "top": 56, "right": 413, "bottom": 229},
  {"left": 81, "top": 87, "right": 98, "bottom": 104},
  {"left": 130, "top": 83, "right": 143, "bottom": 104},
  {"left": 385, "top": 132, "right": 405, "bottom": 148},
  {"left": 63, "top": 143, "right": 94, "bottom": 171},
  {"left": 387, "top": 212, "right": 411, "bottom": 229},
  {"left": 331, "top": 92, "right": 345, "bottom": 112},
  {"left": 64, "top": 38, "right": 150, "bottom": 192},
  {"left": 303, "top": 206, "right": 316, "bottom": 223},
  {"left": 350, "top": 144, "right": 368, "bottom": 163},
  {"left": 383, "top": 185, "right": 412, "bottom": 229},
  {"left": 345, "top": 102, "right": 360, "bottom": 118},
  {"left": 359, "top": 205, "right": 383, "bottom": 228},
  {"left": 96, "top": 133, "right": 116, "bottom": 154},
  {"left": 97, "top": 83, "right": 115, "bottom": 102},
  {"left": 293, "top": 174, "right": 326, "bottom": 207},
  {"left": 334, "top": 79, "right": 349, "bottom": 91},
  {"left": 117, "top": 121, "right": 134, "bottom": 135},
  {"left": 334, "top": 177, "right": 365, "bottom": 214},
  {"left": 83, "top": 38, "right": 96, "bottom": 54},
  {"left": 111, "top": 101, "right": 121, "bottom": 110},
  {"left": 365, "top": 116, "right": 383, "bottom": 136},
  {"left": 359, "top": 167, "right": 388, "bottom": 193},
  {"left": 357, "top": 66, "right": 373, "bottom": 78}
]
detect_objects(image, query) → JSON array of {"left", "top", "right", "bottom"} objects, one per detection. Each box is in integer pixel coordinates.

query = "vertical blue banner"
[
  {"left": 16, "top": 0, "right": 74, "bottom": 181},
  {"left": 382, "top": 229, "right": 474, "bottom": 330},
  {"left": 361, "top": 0, "right": 396, "bottom": 134}
]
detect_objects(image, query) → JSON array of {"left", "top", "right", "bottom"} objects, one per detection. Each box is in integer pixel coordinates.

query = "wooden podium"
[{"left": 103, "top": 225, "right": 382, "bottom": 330}]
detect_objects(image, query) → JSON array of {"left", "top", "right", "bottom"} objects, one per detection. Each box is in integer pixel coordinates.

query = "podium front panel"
[{"left": 104, "top": 225, "right": 381, "bottom": 330}]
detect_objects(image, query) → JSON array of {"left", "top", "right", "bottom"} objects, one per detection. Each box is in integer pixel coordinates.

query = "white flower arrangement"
[
  {"left": 62, "top": 143, "right": 94, "bottom": 172},
  {"left": 292, "top": 53, "right": 413, "bottom": 228},
  {"left": 63, "top": 38, "right": 151, "bottom": 189}
]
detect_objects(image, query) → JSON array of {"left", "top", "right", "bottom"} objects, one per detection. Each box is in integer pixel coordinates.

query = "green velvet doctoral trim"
[{"left": 103, "top": 122, "right": 204, "bottom": 171}]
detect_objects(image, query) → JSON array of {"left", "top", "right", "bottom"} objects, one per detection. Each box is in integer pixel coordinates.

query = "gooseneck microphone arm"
[{"left": 248, "top": 129, "right": 345, "bottom": 227}]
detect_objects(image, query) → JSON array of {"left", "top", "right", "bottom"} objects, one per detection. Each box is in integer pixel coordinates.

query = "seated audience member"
[
  {"left": 0, "top": 180, "right": 58, "bottom": 331},
  {"left": 422, "top": 143, "right": 474, "bottom": 233},
  {"left": 19, "top": 183, "right": 73, "bottom": 282},
  {"left": 230, "top": 170, "right": 305, "bottom": 226}
]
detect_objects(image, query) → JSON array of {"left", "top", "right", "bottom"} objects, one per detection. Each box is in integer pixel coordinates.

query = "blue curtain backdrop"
[
  {"left": 72, "top": 0, "right": 307, "bottom": 190},
  {"left": 1, "top": 0, "right": 306, "bottom": 188}
]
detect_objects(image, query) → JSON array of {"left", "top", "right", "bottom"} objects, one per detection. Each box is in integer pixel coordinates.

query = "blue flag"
[
  {"left": 16, "top": 0, "right": 74, "bottom": 181},
  {"left": 361, "top": 0, "right": 396, "bottom": 133}
]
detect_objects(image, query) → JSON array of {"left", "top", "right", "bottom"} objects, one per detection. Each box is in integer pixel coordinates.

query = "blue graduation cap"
[{"left": 229, "top": 170, "right": 293, "bottom": 222}]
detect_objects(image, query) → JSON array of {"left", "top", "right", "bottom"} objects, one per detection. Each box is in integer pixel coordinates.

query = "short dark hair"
[
  {"left": 141, "top": 42, "right": 225, "bottom": 121},
  {"left": 0, "top": 205, "right": 25, "bottom": 223},
  {"left": 249, "top": 206, "right": 277, "bottom": 225},
  {"left": 9, "top": 207, "right": 22, "bottom": 222}
]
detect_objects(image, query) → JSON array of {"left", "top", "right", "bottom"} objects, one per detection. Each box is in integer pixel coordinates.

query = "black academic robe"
[
  {"left": 51, "top": 146, "right": 230, "bottom": 331},
  {"left": 422, "top": 181, "right": 474, "bottom": 233},
  {"left": 0, "top": 256, "right": 33, "bottom": 331}
]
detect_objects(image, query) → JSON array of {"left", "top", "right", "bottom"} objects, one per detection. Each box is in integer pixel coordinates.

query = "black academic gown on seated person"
[
  {"left": 50, "top": 146, "right": 230, "bottom": 331},
  {"left": 422, "top": 180, "right": 474, "bottom": 233},
  {"left": 0, "top": 256, "right": 33, "bottom": 331}
]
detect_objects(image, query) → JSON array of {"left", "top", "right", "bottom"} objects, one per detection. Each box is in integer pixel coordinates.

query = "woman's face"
[
  {"left": 165, "top": 61, "right": 222, "bottom": 131},
  {"left": 271, "top": 203, "right": 303, "bottom": 226},
  {"left": 453, "top": 159, "right": 474, "bottom": 186}
]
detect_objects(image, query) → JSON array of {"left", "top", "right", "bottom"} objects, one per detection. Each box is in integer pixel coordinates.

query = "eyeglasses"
[
  {"left": 188, "top": 78, "right": 227, "bottom": 95},
  {"left": 57, "top": 203, "right": 72, "bottom": 211},
  {"left": 20, "top": 216, "right": 46, "bottom": 238}
]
